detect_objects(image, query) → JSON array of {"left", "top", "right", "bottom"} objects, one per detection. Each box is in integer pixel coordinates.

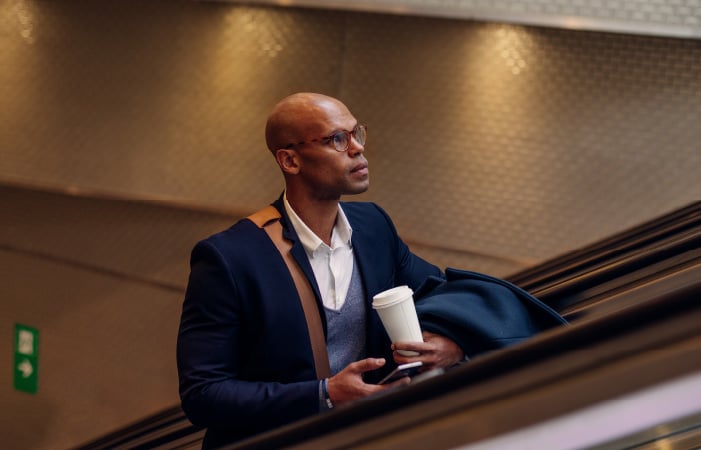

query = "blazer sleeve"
[{"left": 176, "top": 239, "right": 319, "bottom": 431}]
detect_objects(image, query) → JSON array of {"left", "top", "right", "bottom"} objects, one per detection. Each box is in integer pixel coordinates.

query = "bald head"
[{"left": 265, "top": 93, "right": 350, "bottom": 154}]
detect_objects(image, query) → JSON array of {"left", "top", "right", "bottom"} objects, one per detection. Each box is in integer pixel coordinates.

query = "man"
[{"left": 177, "top": 93, "right": 465, "bottom": 448}]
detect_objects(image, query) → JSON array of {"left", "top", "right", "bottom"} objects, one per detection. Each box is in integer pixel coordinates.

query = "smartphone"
[{"left": 378, "top": 361, "right": 423, "bottom": 384}]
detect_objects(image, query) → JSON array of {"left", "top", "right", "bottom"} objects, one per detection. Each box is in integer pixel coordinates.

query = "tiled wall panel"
[
  {"left": 343, "top": 17, "right": 701, "bottom": 268},
  {"left": 226, "top": 0, "right": 701, "bottom": 38},
  {"left": 2, "top": 0, "right": 699, "bottom": 275}
]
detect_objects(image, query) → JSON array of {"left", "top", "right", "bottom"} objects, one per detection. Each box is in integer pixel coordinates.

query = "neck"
[{"left": 286, "top": 193, "right": 339, "bottom": 246}]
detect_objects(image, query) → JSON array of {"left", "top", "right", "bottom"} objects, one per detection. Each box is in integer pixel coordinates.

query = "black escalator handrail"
[
  {"left": 507, "top": 201, "right": 701, "bottom": 315},
  {"left": 533, "top": 231, "right": 700, "bottom": 314},
  {"left": 508, "top": 201, "right": 700, "bottom": 292},
  {"left": 72, "top": 406, "right": 199, "bottom": 450}
]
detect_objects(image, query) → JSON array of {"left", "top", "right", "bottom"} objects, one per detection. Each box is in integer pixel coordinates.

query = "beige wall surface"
[
  {"left": 1, "top": 0, "right": 700, "bottom": 448},
  {"left": 0, "top": 249, "right": 182, "bottom": 449}
]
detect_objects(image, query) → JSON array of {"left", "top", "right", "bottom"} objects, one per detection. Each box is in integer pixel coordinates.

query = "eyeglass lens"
[{"left": 331, "top": 125, "right": 366, "bottom": 151}]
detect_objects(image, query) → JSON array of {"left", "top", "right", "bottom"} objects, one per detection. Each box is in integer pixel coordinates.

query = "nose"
[{"left": 347, "top": 136, "right": 364, "bottom": 156}]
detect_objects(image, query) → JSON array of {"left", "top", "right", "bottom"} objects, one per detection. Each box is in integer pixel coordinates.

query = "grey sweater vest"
[{"left": 324, "top": 263, "right": 367, "bottom": 375}]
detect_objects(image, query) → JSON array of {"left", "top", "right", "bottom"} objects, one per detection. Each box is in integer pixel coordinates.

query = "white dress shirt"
[{"left": 283, "top": 193, "right": 354, "bottom": 311}]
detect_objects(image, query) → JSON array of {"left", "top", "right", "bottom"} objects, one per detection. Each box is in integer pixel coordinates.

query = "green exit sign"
[{"left": 14, "top": 324, "right": 39, "bottom": 394}]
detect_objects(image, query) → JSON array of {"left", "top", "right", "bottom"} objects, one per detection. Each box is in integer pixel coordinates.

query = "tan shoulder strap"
[
  {"left": 247, "top": 205, "right": 282, "bottom": 228},
  {"left": 247, "top": 206, "right": 331, "bottom": 379}
]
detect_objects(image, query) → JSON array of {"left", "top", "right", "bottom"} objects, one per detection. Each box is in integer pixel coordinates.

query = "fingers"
[
  {"left": 391, "top": 341, "right": 432, "bottom": 362},
  {"left": 327, "top": 358, "right": 387, "bottom": 406},
  {"left": 391, "top": 342, "right": 431, "bottom": 372},
  {"left": 392, "top": 331, "right": 441, "bottom": 356},
  {"left": 392, "top": 334, "right": 464, "bottom": 370}
]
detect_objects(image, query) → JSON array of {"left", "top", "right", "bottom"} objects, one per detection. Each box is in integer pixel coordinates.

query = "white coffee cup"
[{"left": 372, "top": 285, "right": 423, "bottom": 356}]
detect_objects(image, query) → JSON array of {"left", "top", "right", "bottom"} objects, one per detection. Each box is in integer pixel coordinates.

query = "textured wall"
[
  {"left": 2, "top": 0, "right": 699, "bottom": 274},
  {"left": 228, "top": 0, "right": 701, "bottom": 38},
  {"left": 1, "top": 0, "right": 700, "bottom": 448}
]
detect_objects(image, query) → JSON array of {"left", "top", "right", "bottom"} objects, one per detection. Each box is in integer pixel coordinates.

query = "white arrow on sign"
[{"left": 18, "top": 358, "right": 33, "bottom": 378}]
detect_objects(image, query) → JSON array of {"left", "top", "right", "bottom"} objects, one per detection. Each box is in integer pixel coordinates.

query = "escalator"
[{"left": 77, "top": 201, "right": 701, "bottom": 450}]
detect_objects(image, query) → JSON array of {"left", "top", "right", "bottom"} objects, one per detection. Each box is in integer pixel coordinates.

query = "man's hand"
[
  {"left": 392, "top": 331, "right": 464, "bottom": 371},
  {"left": 326, "top": 358, "right": 410, "bottom": 407}
]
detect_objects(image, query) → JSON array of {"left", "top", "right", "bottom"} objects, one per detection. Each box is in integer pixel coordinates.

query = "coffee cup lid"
[{"left": 372, "top": 285, "right": 413, "bottom": 308}]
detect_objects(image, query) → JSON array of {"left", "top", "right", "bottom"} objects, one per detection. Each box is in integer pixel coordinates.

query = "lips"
[{"left": 351, "top": 162, "right": 369, "bottom": 175}]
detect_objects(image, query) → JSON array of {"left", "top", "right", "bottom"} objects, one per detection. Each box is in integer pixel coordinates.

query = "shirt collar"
[{"left": 283, "top": 192, "right": 353, "bottom": 256}]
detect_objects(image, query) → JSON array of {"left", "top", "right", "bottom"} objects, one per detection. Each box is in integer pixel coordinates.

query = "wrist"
[{"left": 322, "top": 378, "right": 334, "bottom": 409}]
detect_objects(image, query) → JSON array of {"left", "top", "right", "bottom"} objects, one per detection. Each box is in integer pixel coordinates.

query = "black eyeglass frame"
[{"left": 284, "top": 124, "right": 367, "bottom": 152}]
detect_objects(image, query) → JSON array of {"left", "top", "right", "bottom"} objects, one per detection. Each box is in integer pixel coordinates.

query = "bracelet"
[{"left": 323, "top": 378, "right": 334, "bottom": 409}]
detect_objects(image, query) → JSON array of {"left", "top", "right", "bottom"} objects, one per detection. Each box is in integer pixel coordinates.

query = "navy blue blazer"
[{"left": 176, "top": 197, "right": 441, "bottom": 448}]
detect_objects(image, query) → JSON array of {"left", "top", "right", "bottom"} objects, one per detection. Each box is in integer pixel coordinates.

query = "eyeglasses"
[{"left": 285, "top": 124, "right": 367, "bottom": 152}]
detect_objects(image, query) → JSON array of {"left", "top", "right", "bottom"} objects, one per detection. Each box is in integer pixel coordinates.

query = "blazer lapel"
[
  {"left": 348, "top": 222, "right": 383, "bottom": 298},
  {"left": 345, "top": 209, "right": 393, "bottom": 364}
]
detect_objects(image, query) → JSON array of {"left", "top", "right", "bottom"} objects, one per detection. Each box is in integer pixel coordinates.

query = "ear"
[{"left": 275, "top": 148, "right": 301, "bottom": 175}]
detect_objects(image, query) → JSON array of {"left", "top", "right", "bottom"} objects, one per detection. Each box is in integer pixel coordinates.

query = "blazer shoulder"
[
  {"left": 340, "top": 201, "right": 390, "bottom": 222},
  {"left": 343, "top": 200, "right": 397, "bottom": 225},
  {"left": 194, "top": 217, "right": 268, "bottom": 259}
]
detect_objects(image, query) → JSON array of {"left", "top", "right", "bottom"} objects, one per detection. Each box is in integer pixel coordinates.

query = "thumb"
[{"left": 351, "top": 357, "right": 386, "bottom": 373}]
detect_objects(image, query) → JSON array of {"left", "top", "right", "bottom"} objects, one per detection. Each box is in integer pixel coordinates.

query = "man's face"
[{"left": 293, "top": 100, "right": 369, "bottom": 200}]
